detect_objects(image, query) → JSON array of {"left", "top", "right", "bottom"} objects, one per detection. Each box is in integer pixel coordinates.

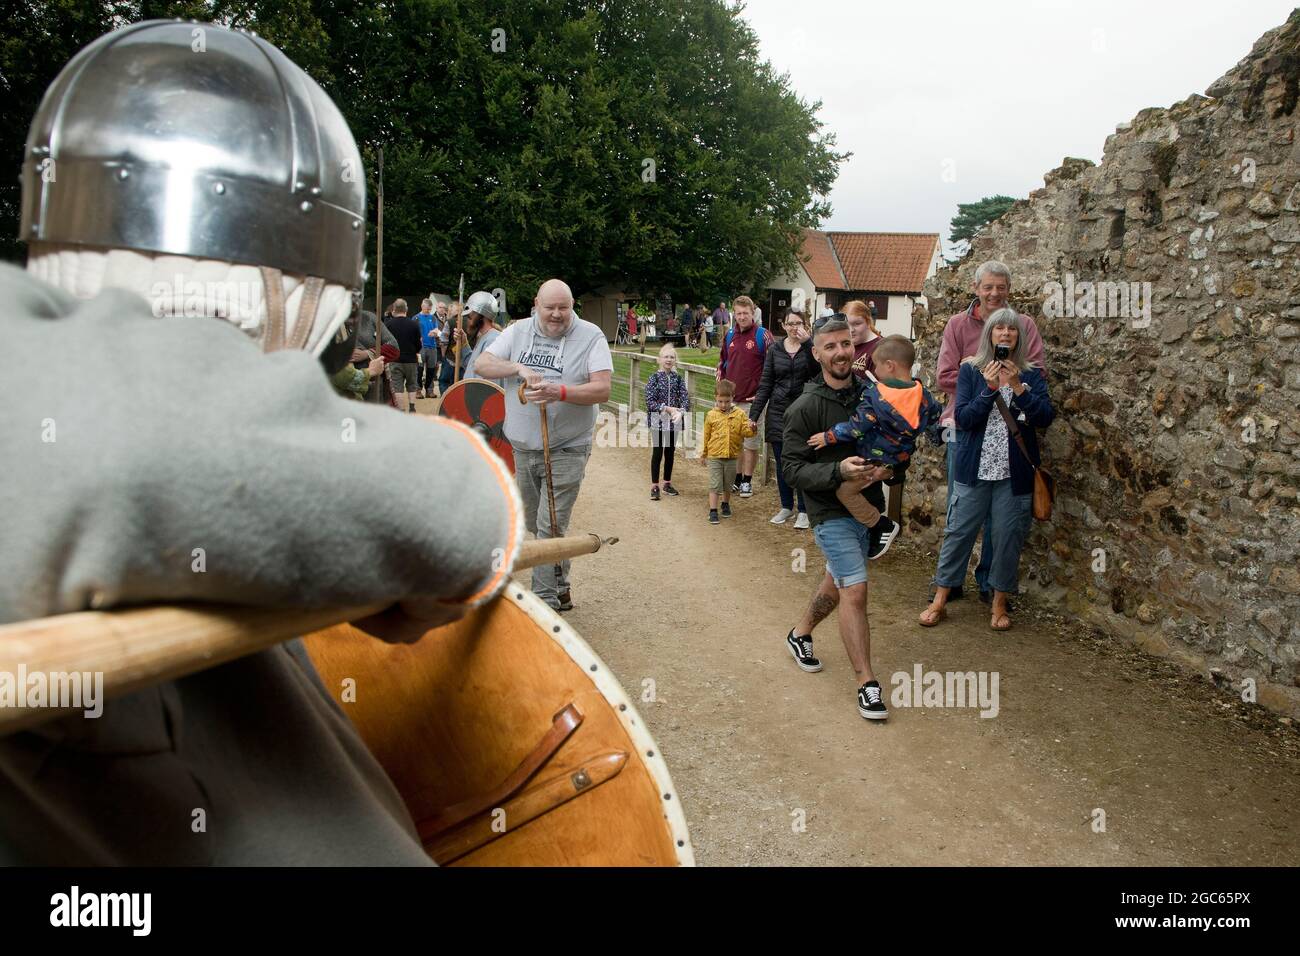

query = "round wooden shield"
[
  {"left": 303, "top": 588, "right": 694, "bottom": 866},
  {"left": 438, "top": 379, "right": 513, "bottom": 473}
]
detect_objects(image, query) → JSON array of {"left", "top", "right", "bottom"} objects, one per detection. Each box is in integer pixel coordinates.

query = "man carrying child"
[
  {"left": 805, "top": 334, "right": 944, "bottom": 559},
  {"left": 781, "top": 318, "right": 899, "bottom": 721}
]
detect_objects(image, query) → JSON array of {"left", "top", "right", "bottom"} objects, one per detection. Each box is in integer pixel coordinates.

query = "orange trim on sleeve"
[{"left": 424, "top": 415, "right": 523, "bottom": 607}]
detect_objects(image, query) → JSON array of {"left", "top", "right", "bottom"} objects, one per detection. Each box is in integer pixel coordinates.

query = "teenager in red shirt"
[{"left": 716, "top": 295, "right": 769, "bottom": 496}]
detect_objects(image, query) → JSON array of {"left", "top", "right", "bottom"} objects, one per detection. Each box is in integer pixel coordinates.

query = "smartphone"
[{"left": 994, "top": 344, "right": 1010, "bottom": 361}]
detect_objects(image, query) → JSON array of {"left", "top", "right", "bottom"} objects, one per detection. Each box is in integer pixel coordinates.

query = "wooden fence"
[{"left": 605, "top": 351, "right": 776, "bottom": 484}]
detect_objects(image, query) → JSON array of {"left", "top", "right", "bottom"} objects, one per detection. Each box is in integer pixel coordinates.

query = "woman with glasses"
[{"left": 749, "top": 307, "right": 817, "bottom": 528}]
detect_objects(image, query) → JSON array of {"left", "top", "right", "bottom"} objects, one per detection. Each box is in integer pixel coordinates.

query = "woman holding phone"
[{"left": 920, "top": 308, "right": 1054, "bottom": 631}]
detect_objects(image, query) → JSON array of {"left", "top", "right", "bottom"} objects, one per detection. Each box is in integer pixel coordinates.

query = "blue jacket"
[
  {"left": 417, "top": 313, "right": 440, "bottom": 350},
  {"left": 951, "top": 363, "right": 1054, "bottom": 496}
]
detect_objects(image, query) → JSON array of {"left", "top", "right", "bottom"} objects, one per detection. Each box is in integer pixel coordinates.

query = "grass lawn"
[{"left": 609, "top": 344, "right": 721, "bottom": 409}]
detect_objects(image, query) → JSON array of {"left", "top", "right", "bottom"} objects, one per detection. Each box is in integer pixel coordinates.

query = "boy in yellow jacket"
[{"left": 701, "top": 378, "right": 758, "bottom": 524}]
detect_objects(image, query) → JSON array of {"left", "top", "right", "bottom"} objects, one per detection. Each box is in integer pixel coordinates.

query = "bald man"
[{"left": 474, "top": 279, "right": 613, "bottom": 611}]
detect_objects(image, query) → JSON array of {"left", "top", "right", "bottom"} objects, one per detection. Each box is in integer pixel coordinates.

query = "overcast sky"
[{"left": 737, "top": 0, "right": 1295, "bottom": 250}]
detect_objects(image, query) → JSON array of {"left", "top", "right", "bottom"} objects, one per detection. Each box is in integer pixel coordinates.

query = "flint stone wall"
[{"left": 911, "top": 11, "right": 1300, "bottom": 715}]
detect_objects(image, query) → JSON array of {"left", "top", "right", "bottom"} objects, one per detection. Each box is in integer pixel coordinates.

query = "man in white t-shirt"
[{"left": 475, "top": 278, "right": 613, "bottom": 611}]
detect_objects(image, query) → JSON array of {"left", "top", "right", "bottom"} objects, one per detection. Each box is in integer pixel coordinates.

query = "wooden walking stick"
[
  {"left": 0, "top": 534, "right": 617, "bottom": 735},
  {"left": 517, "top": 381, "right": 566, "bottom": 602}
]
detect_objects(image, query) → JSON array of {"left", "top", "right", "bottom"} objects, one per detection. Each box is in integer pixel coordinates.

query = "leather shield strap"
[{"left": 417, "top": 703, "right": 584, "bottom": 841}]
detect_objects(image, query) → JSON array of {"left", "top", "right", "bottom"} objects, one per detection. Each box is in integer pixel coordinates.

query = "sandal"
[
  {"left": 990, "top": 612, "right": 1012, "bottom": 631},
  {"left": 918, "top": 606, "right": 947, "bottom": 627}
]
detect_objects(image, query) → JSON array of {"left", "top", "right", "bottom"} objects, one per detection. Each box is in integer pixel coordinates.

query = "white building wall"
[
  {"left": 765, "top": 263, "right": 818, "bottom": 317},
  {"left": 879, "top": 295, "right": 918, "bottom": 339}
]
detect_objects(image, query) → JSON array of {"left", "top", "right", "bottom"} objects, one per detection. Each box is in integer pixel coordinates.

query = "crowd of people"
[
  {"left": 334, "top": 264, "right": 1055, "bottom": 728},
  {"left": 336, "top": 293, "right": 507, "bottom": 407},
  {"left": 327, "top": 264, "right": 1055, "bottom": 727},
  {"left": 638, "top": 264, "right": 1054, "bottom": 722}
]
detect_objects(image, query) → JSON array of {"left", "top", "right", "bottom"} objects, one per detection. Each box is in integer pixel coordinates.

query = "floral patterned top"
[
  {"left": 645, "top": 370, "right": 690, "bottom": 430},
  {"left": 977, "top": 384, "right": 1014, "bottom": 481}
]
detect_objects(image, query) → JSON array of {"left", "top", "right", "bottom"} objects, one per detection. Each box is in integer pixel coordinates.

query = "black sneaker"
[
  {"left": 785, "top": 629, "right": 823, "bottom": 673},
  {"left": 663, "top": 483, "right": 679, "bottom": 496},
  {"left": 720, "top": 502, "right": 732, "bottom": 518},
  {"left": 731, "top": 479, "right": 742, "bottom": 493},
  {"left": 867, "top": 516, "right": 899, "bottom": 560},
  {"left": 650, "top": 486, "right": 660, "bottom": 501},
  {"left": 557, "top": 589, "right": 574, "bottom": 612},
  {"left": 858, "top": 681, "right": 888, "bottom": 721},
  {"left": 709, "top": 509, "right": 720, "bottom": 525}
]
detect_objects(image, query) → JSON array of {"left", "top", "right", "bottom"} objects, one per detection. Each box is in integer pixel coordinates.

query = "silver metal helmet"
[
  {"left": 20, "top": 20, "right": 366, "bottom": 290},
  {"left": 464, "top": 290, "right": 499, "bottom": 318}
]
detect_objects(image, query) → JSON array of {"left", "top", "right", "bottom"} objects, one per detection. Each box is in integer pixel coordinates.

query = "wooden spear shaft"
[
  {"left": 452, "top": 273, "right": 465, "bottom": 385},
  {"left": 0, "top": 534, "right": 616, "bottom": 735}
]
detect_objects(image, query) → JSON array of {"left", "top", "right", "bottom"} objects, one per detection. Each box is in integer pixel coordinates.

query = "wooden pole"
[
  {"left": 452, "top": 274, "right": 465, "bottom": 385},
  {"left": 0, "top": 534, "right": 616, "bottom": 735},
  {"left": 372, "top": 146, "right": 399, "bottom": 407},
  {"left": 375, "top": 146, "right": 384, "bottom": 329}
]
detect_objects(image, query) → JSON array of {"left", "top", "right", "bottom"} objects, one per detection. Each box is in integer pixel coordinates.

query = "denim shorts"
[{"left": 812, "top": 516, "right": 871, "bottom": 588}]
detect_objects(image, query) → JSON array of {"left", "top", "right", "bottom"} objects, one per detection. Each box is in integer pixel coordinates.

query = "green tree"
[
  {"left": 948, "top": 194, "right": 1018, "bottom": 246},
  {"left": 2, "top": 0, "right": 844, "bottom": 311}
]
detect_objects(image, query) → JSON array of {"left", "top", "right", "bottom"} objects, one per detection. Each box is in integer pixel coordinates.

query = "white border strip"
[{"left": 504, "top": 587, "right": 695, "bottom": 866}]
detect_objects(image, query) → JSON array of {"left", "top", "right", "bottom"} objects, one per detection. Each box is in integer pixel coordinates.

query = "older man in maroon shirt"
[
  {"left": 933, "top": 259, "right": 1047, "bottom": 603},
  {"left": 716, "top": 295, "right": 768, "bottom": 496}
]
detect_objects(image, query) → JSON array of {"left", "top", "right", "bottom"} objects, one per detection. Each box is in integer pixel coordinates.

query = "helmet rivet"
[
  {"left": 310, "top": 186, "right": 322, "bottom": 196},
  {"left": 117, "top": 169, "right": 130, "bottom": 180},
  {"left": 213, "top": 182, "right": 225, "bottom": 195},
  {"left": 294, "top": 180, "right": 306, "bottom": 192},
  {"left": 351, "top": 221, "right": 360, "bottom": 230},
  {"left": 300, "top": 201, "right": 313, "bottom": 213}
]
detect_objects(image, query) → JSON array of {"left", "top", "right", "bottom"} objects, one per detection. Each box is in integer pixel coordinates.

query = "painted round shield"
[{"left": 439, "top": 379, "right": 514, "bottom": 473}]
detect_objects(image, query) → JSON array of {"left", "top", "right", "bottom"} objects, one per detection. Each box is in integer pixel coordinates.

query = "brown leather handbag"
[{"left": 993, "top": 392, "right": 1056, "bottom": 521}]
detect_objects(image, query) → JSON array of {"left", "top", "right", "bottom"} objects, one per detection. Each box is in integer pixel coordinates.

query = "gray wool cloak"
[{"left": 0, "top": 264, "right": 522, "bottom": 865}]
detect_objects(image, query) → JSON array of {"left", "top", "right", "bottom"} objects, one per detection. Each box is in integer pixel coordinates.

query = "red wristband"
[{"left": 560, "top": 385, "right": 567, "bottom": 401}]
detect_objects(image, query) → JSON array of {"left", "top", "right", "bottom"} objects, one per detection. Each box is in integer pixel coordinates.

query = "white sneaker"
[
  {"left": 770, "top": 508, "right": 793, "bottom": 524},
  {"left": 793, "top": 512, "right": 810, "bottom": 529},
  {"left": 739, "top": 481, "right": 753, "bottom": 498}
]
